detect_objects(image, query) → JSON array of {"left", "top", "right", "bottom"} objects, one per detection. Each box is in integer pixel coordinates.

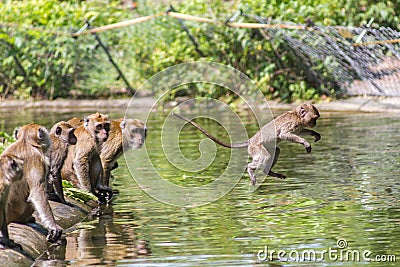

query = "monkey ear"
[
  {"left": 55, "top": 126, "right": 62, "bottom": 136},
  {"left": 298, "top": 106, "right": 307, "bottom": 118},
  {"left": 120, "top": 120, "right": 126, "bottom": 129},
  {"left": 14, "top": 127, "right": 20, "bottom": 140},
  {"left": 84, "top": 116, "right": 89, "bottom": 127}
]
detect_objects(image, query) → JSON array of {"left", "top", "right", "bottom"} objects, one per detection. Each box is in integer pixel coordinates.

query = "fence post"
[{"left": 86, "top": 21, "right": 135, "bottom": 95}]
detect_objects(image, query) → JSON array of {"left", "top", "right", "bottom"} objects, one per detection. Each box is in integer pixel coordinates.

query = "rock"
[{"left": 0, "top": 197, "right": 97, "bottom": 266}]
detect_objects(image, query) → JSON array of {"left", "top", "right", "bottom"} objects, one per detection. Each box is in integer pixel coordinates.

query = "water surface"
[{"left": 3, "top": 108, "right": 398, "bottom": 266}]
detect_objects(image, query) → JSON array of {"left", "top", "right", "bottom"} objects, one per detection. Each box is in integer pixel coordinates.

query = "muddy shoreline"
[{"left": 0, "top": 96, "right": 399, "bottom": 113}]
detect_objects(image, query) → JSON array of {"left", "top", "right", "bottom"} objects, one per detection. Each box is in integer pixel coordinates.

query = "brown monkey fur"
[
  {"left": 66, "top": 117, "right": 147, "bottom": 187},
  {"left": 47, "top": 121, "right": 77, "bottom": 204},
  {"left": 0, "top": 154, "right": 23, "bottom": 248},
  {"left": 62, "top": 112, "right": 112, "bottom": 204},
  {"left": 100, "top": 118, "right": 147, "bottom": 186},
  {"left": 172, "top": 103, "right": 321, "bottom": 185},
  {"left": 67, "top": 117, "right": 83, "bottom": 128},
  {"left": 5, "top": 123, "right": 63, "bottom": 242}
]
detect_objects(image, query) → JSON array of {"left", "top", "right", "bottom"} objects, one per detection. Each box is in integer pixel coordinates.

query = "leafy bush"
[
  {"left": 0, "top": 131, "right": 15, "bottom": 154},
  {"left": 0, "top": 0, "right": 131, "bottom": 99},
  {"left": 1, "top": 0, "right": 399, "bottom": 102},
  {"left": 62, "top": 180, "right": 97, "bottom": 202}
]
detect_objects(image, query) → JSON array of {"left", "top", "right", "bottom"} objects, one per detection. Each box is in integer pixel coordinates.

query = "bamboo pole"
[
  {"left": 72, "top": 12, "right": 165, "bottom": 36},
  {"left": 166, "top": 11, "right": 216, "bottom": 24},
  {"left": 352, "top": 39, "right": 400, "bottom": 46}
]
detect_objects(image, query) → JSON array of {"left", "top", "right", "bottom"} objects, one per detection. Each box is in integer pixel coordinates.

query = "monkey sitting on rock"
[
  {"left": 173, "top": 103, "right": 321, "bottom": 185},
  {"left": 5, "top": 123, "right": 63, "bottom": 243},
  {"left": 62, "top": 112, "right": 113, "bottom": 204},
  {"left": 47, "top": 121, "right": 77, "bottom": 205}
]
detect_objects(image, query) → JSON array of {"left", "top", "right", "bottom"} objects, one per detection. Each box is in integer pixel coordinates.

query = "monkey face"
[
  {"left": 306, "top": 113, "right": 319, "bottom": 127},
  {"left": 297, "top": 104, "right": 320, "bottom": 128},
  {"left": 51, "top": 122, "right": 78, "bottom": 145},
  {"left": 68, "top": 129, "right": 77, "bottom": 145},
  {"left": 121, "top": 119, "right": 147, "bottom": 149},
  {"left": 94, "top": 122, "right": 110, "bottom": 143},
  {"left": 84, "top": 113, "right": 111, "bottom": 143}
]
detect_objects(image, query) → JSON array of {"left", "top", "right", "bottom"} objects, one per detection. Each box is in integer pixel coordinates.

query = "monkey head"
[
  {"left": 84, "top": 112, "right": 111, "bottom": 143},
  {"left": 0, "top": 154, "right": 23, "bottom": 186},
  {"left": 121, "top": 118, "right": 147, "bottom": 149},
  {"left": 67, "top": 117, "right": 84, "bottom": 129},
  {"left": 50, "top": 121, "right": 77, "bottom": 145},
  {"left": 296, "top": 103, "right": 320, "bottom": 128},
  {"left": 15, "top": 123, "right": 51, "bottom": 153}
]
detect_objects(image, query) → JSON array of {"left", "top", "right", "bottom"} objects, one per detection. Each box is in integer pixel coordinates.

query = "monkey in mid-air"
[
  {"left": 0, "top": 154, "right": 23, "bottom": 249},
  {"left": 172, "top": 103, "right": 321, "bottom": 185}
]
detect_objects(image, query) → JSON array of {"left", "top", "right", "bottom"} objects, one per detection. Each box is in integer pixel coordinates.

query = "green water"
[{"left": 6, "top": 108, "right": 399, "bottom": 266}]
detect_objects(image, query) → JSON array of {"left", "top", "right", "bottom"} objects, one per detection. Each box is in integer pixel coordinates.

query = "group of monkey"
[
  {"left": 0, "top": 112, "right": 147, "bottom": 249},
  {"left": 0, "top": 103, "right": 320, "bottom": 252}
]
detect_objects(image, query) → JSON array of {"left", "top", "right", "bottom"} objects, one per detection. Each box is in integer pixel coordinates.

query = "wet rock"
[{"left": 0, "top": 197, "right": 97, "bottom": 266}]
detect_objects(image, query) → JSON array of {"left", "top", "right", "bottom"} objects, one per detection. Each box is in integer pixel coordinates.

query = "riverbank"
[
  {"left": 0, "top": 198, "right": 97, "bottom": 267},
  {"left": 0, "top": 96, "right": 399, "bottom": 113}
]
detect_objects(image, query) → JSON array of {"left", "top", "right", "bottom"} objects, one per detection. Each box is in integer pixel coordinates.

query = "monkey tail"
[{"left": 171, "top": 112, "right": 248, "bottom": 148}]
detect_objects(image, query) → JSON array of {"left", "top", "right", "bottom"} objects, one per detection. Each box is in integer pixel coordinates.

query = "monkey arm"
[
  {"left": 299, "top": 129, "right": 321, "bottom": 142},
  {"left": 99, "top": 154, "right": 113, "bottom": 187},
  {"left": 27, "top": 168, "right": 62, "bottom": 242},
  {"left": 0, "top": 203, "right": 9, "bottom": 238},
  {"left": 279, "top": 132, "right": 311, "bottom": 153},
  {"left": 52, "top": 169, "right": 67, "bottom": 204},
  {"left": 72, "top": 149, "right": 93, "bottom": 192}
]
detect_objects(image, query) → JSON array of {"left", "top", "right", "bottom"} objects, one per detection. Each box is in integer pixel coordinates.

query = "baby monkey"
[{"left": 172, "top": 103, "right": 321, "bottom": 185}]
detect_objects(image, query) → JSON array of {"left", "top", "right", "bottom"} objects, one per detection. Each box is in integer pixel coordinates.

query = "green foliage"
[
  {"left": 0, "top": 0, "right": 132, "bottom": 99},
  {"left": 0, "top": 0, "right": 399, "bottom": 102},
  {"left": 62, "top": 180, "right": 97, "bottom": 202},
  {"left": 0, "top": 131, "right": 15, "bottom": 154}
]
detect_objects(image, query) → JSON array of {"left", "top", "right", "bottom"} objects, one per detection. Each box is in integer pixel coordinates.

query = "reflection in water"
[
  {"left": 18, "top": 110, "right": 400, "bottom": 266},
  {"left": 37, "top": 204, "right": 151, "bottom": 265},
  {"left": 65, "top": 205, "right": 151, "bottom": 265}
]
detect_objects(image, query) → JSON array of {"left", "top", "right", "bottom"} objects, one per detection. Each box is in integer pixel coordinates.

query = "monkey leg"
[
  {"left": 0, "top": 237, "right": 23, "bottom": 251},
  {"left": 90, "top": 154, "right": 113, "bottom": 204},
  {"left": 263, "top": 147, "right": 287, "bottom": 179},
  {"left": 29, "top": 183, "right": 63, "bottom": 242},
  {"left": 111, "top": 162, "right": 119, "bottom": 171},
  {"left": 1, "top": 209, "right": 9, "bottom": 239},
  {"left": 73, "top": 157, "right": 93, "bottom": 192},
  {"left": 95, "top": 176, "right": 113, "bottom": 204},
  {"left": 95, "top": 186, "right": 113, "bottom": 204},
  {"left": 53, "top": 172, "right": 69, "bottom": 205},
  {"left": 47, "top": 172, "right": 70, "bottom": 205},
  {"left": 247, "top": 145, "right": 271, "bottom": 186}
]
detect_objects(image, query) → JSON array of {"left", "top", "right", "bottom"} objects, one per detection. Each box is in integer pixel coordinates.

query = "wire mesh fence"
[{"left": 1, "top": 10, "right": 400, "bottom": 98}]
